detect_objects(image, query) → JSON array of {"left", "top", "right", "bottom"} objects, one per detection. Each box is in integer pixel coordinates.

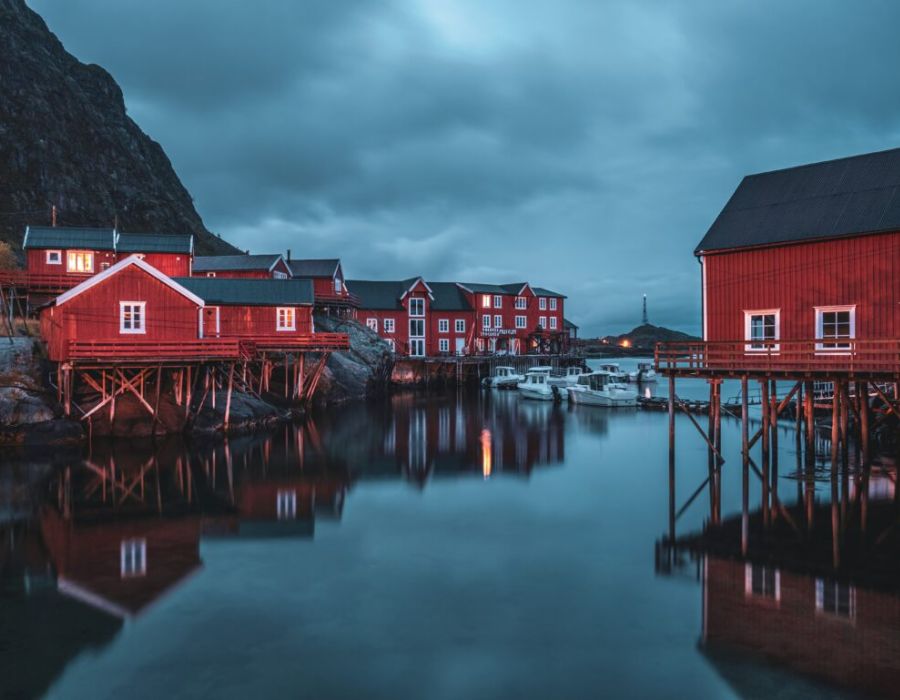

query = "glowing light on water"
[
  {"left": 645, "top": 387, "right": 652, "bottom": 399},
  {"left": 481, "top": 428, "right": 492, "bottom": 479}
]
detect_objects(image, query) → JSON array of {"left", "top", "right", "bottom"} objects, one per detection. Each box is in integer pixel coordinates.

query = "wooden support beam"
[
  {"left": 224, "top": 362, "right": 235, "bottom": 429},
  {"left": 741, "top": 375, "right": 749, "bottom": 557},
  {"left": 760, "top": 378, "right": 770, "bottom": 527}
]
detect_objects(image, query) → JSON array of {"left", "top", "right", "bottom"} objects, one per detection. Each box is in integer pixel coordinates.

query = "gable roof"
[
  {"left": 23, "top": 226, "right": 116, "bottom": 251},
  {"left": 345, "top": 280, "right": 407, "bottom": 310},
  {"left": 116, "top": 232, "right": 193, "bottom": 255},
  {"left": 532, "top": 286, "right": 566, "bottom": 299},
  {"left": 173, "top": 277, "right": 313, "bottom": 306},
  {"left": 55, "top": 256, "right": 205, "bottom": 307},
  {"left": 286, "top": 258, "right": 340, "bottom": 278},
  {"left": 697, "top": 147, "right": 900, "bottom": 254},
  {"left": 429, "top": 282, "right": 473, "bottom": 311},
  {"left": 192, "top": 254, "right": 287, "bottom": 273}
]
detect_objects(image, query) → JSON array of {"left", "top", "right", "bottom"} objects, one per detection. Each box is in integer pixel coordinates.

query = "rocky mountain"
[{"left": 0, "top": 0, "right": 238, "bottom": 255}]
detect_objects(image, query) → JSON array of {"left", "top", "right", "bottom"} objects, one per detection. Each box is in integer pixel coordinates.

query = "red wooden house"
[
  {"left": 23, "top": 226, "right": 117, "bottom": 277},
  {"left": 174, "top": 276, "right": 314, "bottom": 339},
  {"left": 40, "top": 256, "right": 207, "bottom": 362},
  {"left": 664, "top": 147, "right": 900, "bottom": 374},
  {"left": 115, "top": 232, "right": 193, "bottom": 276},
  {"left": 192, "top": 253, "right": 291, "bottom": 279},
  {"left": 285, "top": 257, "right": 355, "bottom": 306}
]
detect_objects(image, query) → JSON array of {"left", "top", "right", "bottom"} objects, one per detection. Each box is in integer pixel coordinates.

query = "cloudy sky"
[{"left": 30, "top": 0, "right": 900, "bottom": 336}]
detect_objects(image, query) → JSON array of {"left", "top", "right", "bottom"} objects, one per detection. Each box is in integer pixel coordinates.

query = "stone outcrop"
[
  {"left": 313, "top": 315, "right": 394, "bottom": 404},
  {"left": 0, "top": 0, "right": 238, "bottom": 255}
]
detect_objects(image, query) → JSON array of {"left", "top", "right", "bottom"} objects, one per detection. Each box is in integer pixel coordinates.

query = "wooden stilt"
[
  {"left": 741, "top": 375, "right": 749, "bottom": 556},
  {"left": 760, "top": 378, "right": 770, "bottom": 526},
  {"left": 224, "top": 362, "right": 235, "bottom": 429}
]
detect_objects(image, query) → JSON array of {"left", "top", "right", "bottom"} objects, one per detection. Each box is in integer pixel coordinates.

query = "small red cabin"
[
  {"left": 115, "top": 232, "right": 193, "bottom": 277},
  {"left": 23, "top": 226, "right": 117, "bottom": 278},
  {"left": 40, "top": 256, "right": 205, "bottom": 361},
  {"left": 192, "top": 254, "right": 291, "bottom": 279},
  {"left": 697, "top": 148, "right": 900, "bottom": 363},
  {"left": 286, "top": 258, "right": 347, "bottom": 300},
  {"left": 174, "top": 277, "right": 314, "bottom": 339}
]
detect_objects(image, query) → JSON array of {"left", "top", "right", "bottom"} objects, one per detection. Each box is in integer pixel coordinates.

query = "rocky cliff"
[{"left": 0, "top": 0, "right": 237, "bottom": 255}]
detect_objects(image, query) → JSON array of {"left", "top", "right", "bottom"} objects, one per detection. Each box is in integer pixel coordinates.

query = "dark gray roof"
[
  {"left": 23, "top": 226, "right": 115, "bottom": 250},
  {"left": 345, "top": 280, "right": 406, "bottom": 310},
  {"left": 458, "top": 282, "right": 524, "bottom": 295},
  {"left": 429, "top": 282, "right": 473, "bottom": 311},
  {"left": 116, "top": 232, "right": 193, "bottom": 254},
  {"left": 532, "top": 286, "right": 566, "bottom": 299},
  {"left": 697, "top": 147, "right": 900, "bottom": 254},
  {"left": 192, "top": 254, "right": 285, "bottom": 272},
  {"left": 173, "top": 277, "right": 313, "bottom": 306},
  {"left": 564, "top": 318, "right": 578, "bottom": 330},
  {"left": 287, "top": 259, "right": 340, "bottom": 278}
]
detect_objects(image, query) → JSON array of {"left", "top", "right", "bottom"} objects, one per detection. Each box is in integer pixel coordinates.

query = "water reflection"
[{"left": 658, "top": 449, "right": 900, "bottom": 697}]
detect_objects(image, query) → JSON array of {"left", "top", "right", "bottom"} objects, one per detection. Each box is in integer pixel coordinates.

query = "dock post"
[
  {"left": 760, "top": 378, "right": 770, "bottom": 526},
  {"left": 741, "top": 374, "right": 749, "bottom": 556},
  {"left": 668, "top": 374, "right": 675, "bottom": 542},
  {"left": 770, "top": 379, "right": 779, "bottom": 516}
]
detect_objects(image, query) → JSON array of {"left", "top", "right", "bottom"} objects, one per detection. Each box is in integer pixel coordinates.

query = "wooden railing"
[
  {"left": 314, "top": 291, "right": 360, "bottom": 307},
  {"left": 250, "top": 332, "right": 350, "bottom": 351},
  {"left": 655, "top": 339, "right": 900, "bottom": 376},
  {"left": 0, "top": 270, "right": 84, "bottom": 291},
  {"left": 67, "top": 339, "right": 241, "bottom": 361}
]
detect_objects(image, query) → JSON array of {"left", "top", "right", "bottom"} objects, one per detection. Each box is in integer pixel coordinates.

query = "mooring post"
[
  {"left": 741, "top": 374, "right": 749, "bottom": 556},
  {"left": 668, "top": 374, "right": 675, "bottom": 542},
  {"left": 760, "top": 378, "right": 770, "bottom": 526}
]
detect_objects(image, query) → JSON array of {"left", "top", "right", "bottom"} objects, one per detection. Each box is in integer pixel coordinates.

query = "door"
[
  {"left": 455, "top": 337, "right": 465, "bottom": 355},
  {"left": 204, "top": 306, "right": 220, "bottom": 337}
]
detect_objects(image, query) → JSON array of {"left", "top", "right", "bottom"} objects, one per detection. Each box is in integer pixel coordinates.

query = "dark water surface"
[{"left": 2, "top": 369, "right": 898, "bottom": 698}]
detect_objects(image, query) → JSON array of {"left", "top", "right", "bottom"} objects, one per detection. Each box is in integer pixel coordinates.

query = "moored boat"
[
  {"left": 568, "top": 371, "right": 638, "bottom": 407},
  {"left": 547, "top": 365, "right": 587, "bottom": 388},
  {"left": 597, "top": 362, "right": 628, "bottom": 383},
  {"left": 627, "top": 362, "right": 658, "bottom": 383},
  {"left": 482, "top": 365, "right": 524, "bottom": 388},
  {"left": 518, "top": 370, "right": 565, "bottom": 401}
]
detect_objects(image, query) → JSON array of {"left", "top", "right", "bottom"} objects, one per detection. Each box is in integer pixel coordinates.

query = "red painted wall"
[
  {"left": 27, "top": 248, "right": 116, "bottom": 276},
  {"left": 117, "top": 252, "right": 191, "bottom": 277},
  {"left": 463, "top": 287, "right": 565, "bottom": 353},
  {"left": 199, "top": 258, "right": 292, "bottom": 280},
  {"left": 40, "top": 264, "right": 203, "bottom": 361},
  {"left": 203, "top": 305, "right": 313, "bottom": 337},
  {"left": 703, "top": 232, "right": 900, "bottom": 342}
]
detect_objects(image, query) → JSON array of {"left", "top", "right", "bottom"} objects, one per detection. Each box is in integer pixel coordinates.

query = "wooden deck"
[
  {"left": 0, "top": 270, "right": 82, "bottom": 293},
  {"left": 655, "top": 339, "right": 900, "bottom": 380}
]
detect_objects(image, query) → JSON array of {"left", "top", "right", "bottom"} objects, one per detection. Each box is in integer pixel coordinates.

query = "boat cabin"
[{"left": 576, "top": 372, "right": 611, "bottom": 390}]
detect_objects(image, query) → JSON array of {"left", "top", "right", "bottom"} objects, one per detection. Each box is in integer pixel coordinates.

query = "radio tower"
[{"left": 642, "top": 294, "right": 648, "bottom": 325}]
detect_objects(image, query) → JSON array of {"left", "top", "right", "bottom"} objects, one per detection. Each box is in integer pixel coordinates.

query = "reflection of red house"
[
  {"left": 40, "top": 508, "right": 202, "bottom": 618},
  {"left": 703, "top": 556, "right": 900, "bottom": 696}
]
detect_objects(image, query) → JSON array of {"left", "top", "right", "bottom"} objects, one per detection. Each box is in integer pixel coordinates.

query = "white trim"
[
  {"left": 743, "top": 309, "right": 780, "bottom": 352},
  {"left": 55, "top": 255, "right": 205, "bottom": 308},
  {"left": 744, "top": 562, "right": 781, "bottom": 602},
  {"left": 515, "top": 315, "right": 527, "bottom": 328},
  {"left": 701, "top": 256, "right": 708, "bottom": 341},
  {"left": 366, "top": 317, "right": 378, "bottom": 332},
  {"left": 549, "top": 316, "right": 558, "bottom": 329},
  {"left": 408, "top": 297, "right": 426, "bottom": 317},
  {"left": 814, "top": 305, "right": 856, "bottom": 353},
  {"left": 549, "top": 298, "right": 557, "bottom": 311},
  {"left": 119, "top": 301, "right": 146, "bottom": 334},
  {"left": 438, "top": 338, "right": 450, "bottom": 353},
  {"left": 383, "top": 318, "right": 395, "bottom": 333},
  {"left": 58, "top": 577, "right": 132, "bottom": 620},
  {"left": 268, "top": 255, "right": 291, "bottom": 275},
  {"left": 45, "top": 249, "right": 62, "bottom": 265},
  {"left": 66, "top": 249, "right": 95, "bottom": 273},
  {"left": 23, "top": 225, "right": 29, "bottom": 249},
  {"left": 493, "top": 294, "right": 502, "bottom": 308},
  {"left": 438, "top": 318, "right": 449, "bottom": 333},
  {"left": 276, "top": 307, "right": 296, "bottom": 331},
  {"left": 539, "top": 297, "right": 547, "bottom": 310},
  {"left": 455, "top": 319, "right": 466, "bottom": 333},
  {"left": 399, "top": 276, "right": 434, "bottom": 301}
]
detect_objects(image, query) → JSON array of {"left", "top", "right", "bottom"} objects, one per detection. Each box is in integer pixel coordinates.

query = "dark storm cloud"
[{"left": 29, "top": 0, "right": 900, "bottom": 335}]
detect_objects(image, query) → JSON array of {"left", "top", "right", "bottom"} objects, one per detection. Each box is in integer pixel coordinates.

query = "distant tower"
[{"left": 642, "top": 294, "right": 648, "bottom": 325}]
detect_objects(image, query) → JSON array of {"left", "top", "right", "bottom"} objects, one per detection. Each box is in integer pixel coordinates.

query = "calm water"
[{"left": 1, "top": 365, "right": 898, "bottom": 699}]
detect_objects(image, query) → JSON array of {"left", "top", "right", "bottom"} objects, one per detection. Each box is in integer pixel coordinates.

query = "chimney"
[{"left": 286, "top": 248, "right": 291, "bottom": 262}]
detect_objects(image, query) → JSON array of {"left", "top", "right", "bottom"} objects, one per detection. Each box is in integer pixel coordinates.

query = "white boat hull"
[
  {"left": 568, "top": 387, "right": 637, "bottom": 407},
  {"left": 519, "top": 386, "right": 555, "bottom": 401}
]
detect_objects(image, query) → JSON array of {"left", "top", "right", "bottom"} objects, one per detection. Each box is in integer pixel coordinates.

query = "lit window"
[
  {"left": 481, "top": 295, "right": 491, "bottom": 308},
  {"left": 409, "top": 298, "right": 425, "bottom": 317},
  {"left": 383, "top": 318, "right": 395, "bottom": 333},
  {"left": 493, "top": 295, "right": 502, "bottom": 308},
  {"left": 277, "top": 490, "right": 297, "bottom": 519},
  {"left": 46, "top": 250, "right": 62, "bottom": 265},
  {"left": 515, "top": 315, "right": 527, "bottom": 329},
  {"left": 745, "top": 310, "right": 779, "bottom": 352},
  {"left": 439, "top": 338, "right": 449, "bottom": 352},
  {"left": 482, "top": 314, "right": 491, "bottom": 330},
  {"left": 538, "top": 316, "right": 546, "bottom": 328},
  {"left": 120, "top": 538, "right": 147, "bottom": 578},
  {"left": 549, "top": 298, "right": 557, "bottom": 310},
  {"left": 277, "top": 307, "right": 296, "bottom": 331},
  {"left": 334, "top": 277, "right": 342, "bottom": 294},
  {"left": 744, "top": 563, "right": 780, "bottom": 601},
  {"left": 455, "top": 319, "right": 465, "bottom": 333},
  {"left": 206, "top": 272, "right": 216, "bottom": 278},
  {"left": 273, "top": 270, "right": 288, "bottom": 279},
  {"left": 494, "top": 315, "right": 502, "bottom": 328},
  {"left": 549, "top": 317, "right": 558, "bottom": 329},
  {"left": 816, "top": 306, "right": 855, "bottom": 351},
  {"left": 367, "top": 318, "right": 378, "bottom": 332},
  {"left": 119, "top": 302, "right": 146, "bottom": 334},
  {"left": 438, "top": 319, "right": 449, "bottom": 333},
  {"left": 515, "top": 297, "right": 527, "bottom": 310},
  {"left": 539, "top": 297, "right": 547, "bottom": 310},
  {"left": 67, "top": 251, "right": 94, "bottom": 273},
  {"left": 816, "top": 579, "right": 855, "bottom": 619}
]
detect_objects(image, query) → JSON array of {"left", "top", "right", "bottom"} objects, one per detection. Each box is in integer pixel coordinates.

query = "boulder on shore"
[{"left": 313, "top": 316, "right": 394, "bottom": 404}]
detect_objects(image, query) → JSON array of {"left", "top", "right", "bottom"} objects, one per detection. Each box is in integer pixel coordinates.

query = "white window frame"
[
  {"left": 367, "top": 317, "right": 378, "bottom": 332},
  {"left": 409, "top": 298, "right": 425, "bottom": 317},
  {"left": 277, "top": 489, "right": 298, "bottom": 520},
  {"left": 539, "top": 297, "right": 547, "bottom": 310},
  {"left": 515, "top": 296, "right": 527, "bottom": 310},
  {"left": 493, "top": 295, "right": 502, "bottom": 309},
  {"left": 67, "top": 250, "right": 94, "bottom": 273},
  {"left": 482, "top": 314, "right": 491, "bottom": 330},
  {"left": 409, "top": 318, "right": 425, "bottom": 339},
  {"left": 334, "top": 277, "right": 342, "bottom": 294},
  {"left": 383, "top": 318, "right": 395, "bottom": 333},
  {"left": 273, "top": 270, "right": 288, "bottom": 280},
  {"left": 515, "top": 315, "right": 527, "bottom": 329},
  {"left": 119, "top": 301, "right": 146, "bottom": 334},
  {"left": 120, "top": 538, "right": 147, "bottom": 578},
  {"left": 538, "top": 316, "right": 547, "bottom": 328},
  {"left": 815, "top": 305, "right": 856, "bottom": 353},
  {"left": 481, "top": 294, "right": 491, "bottom": 309},
  {"left": 493, "top": 314, "right": 502, "bottom": 329},
  {"left": 815, "top": 578, "right": 856, "bottom": 620},
  {"left": 455, "top": 319, "right": 466, "bottom": 333},
  {"left": 438, "top": 318, "right": 449, "bottom": 333},
  {"left": 439, "top": 338, "right": 450, "bottom": 353},
  {"left": 45, "top": 250, "right": 62, "bottom": 265},
  {"left": 743, "top": 309, "right": 780, "bottom": 353},
  {"left": 276, "top": 307, "right": 296, "bottom": 332},
  {"left": 744, "top": 563, "right": 781, "bottom": 602},
  {"left": 550, "top": 316, "right": 558, "bottom": 330},
  {"left": 549, "top": 298, "right": 557, "bottom": 310},
  {"left": 409, "top": 338, "right": 425, "bottom": 357}
]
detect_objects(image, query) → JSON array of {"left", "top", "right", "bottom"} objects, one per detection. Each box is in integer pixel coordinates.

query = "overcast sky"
[{"left": 30, "top": 0, "right": 900, "bottom": 336}]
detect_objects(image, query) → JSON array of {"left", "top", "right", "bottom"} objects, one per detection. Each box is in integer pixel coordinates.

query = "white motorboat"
[
  {"left": 518, "top": 370, "right": 564, "bottom": 401},
  {"left": 482, "top": 365, "right": 524, "bottom": 388},
  {"left": 548, "top": 365, "right": 588, "bottom": 388},
  {"left": 597, "top": 362, "right": 628, "bottom": 383},
  {"left": 567, "top": 371, "right": 638, "bottom": 407},
  {"left": 627, "top": 362, "right": 658, "bottom": 383}
]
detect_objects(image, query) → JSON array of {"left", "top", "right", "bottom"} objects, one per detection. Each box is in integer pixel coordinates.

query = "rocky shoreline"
[{"left": 0, "top": 317, "right": 393, "bottom": 444}]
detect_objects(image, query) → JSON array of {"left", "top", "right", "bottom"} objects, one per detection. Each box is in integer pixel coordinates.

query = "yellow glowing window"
[
  {"left": 277, "top": 307, "right": 296, "bottom": 331},
  {"left": 67, "top": 250, "right": 94, "bottom": 273}
]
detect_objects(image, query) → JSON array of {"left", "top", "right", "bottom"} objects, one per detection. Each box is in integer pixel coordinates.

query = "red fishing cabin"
[{"left": 192, "top": 254, "right": 291, "bottom": 279}]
